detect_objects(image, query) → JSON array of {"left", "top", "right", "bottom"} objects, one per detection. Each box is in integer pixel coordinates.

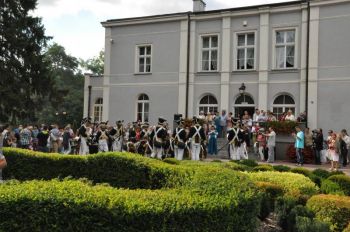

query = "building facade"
[{"left": 84, "top": 0, "right": 350, "bottom": 131}]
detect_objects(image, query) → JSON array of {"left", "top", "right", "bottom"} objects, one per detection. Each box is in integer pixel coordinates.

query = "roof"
[{"left": 101, "top": 0, "right": 305, "bottom": 27}]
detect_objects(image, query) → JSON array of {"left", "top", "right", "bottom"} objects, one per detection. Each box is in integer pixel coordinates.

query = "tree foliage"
[
  {"left": 80, "top": 50, "right": 104, "bottom": 75},
  {"left": 0, "top": 0, "right": 55, "bottom": 124},
  {"left": 35, "top": 43, "right": 84, "bottom": 128}
]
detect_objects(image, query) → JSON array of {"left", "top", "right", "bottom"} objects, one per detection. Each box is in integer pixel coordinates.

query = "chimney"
[{"left": 193, "top": 0, "right": 206, "bottom": 12}]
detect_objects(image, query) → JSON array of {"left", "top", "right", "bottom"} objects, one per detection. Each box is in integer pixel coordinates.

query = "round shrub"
[
  {"left": 163, "top": 158, "right": 180, "bottom": 165},
  {"left": 211, "top": 159, "right": 222, "bottom": 163},
  {"left": 307, "top": 194, "right": 350, "bottom": 232},
  {"left": 248, "top": 171, "right": 319, "bottom": 197},
  {"left": 312, "top": 169, "right": 331, "bottom": 179},
  {"left": 222, "top": 162, "right": 247, "bottom": 171},
  {"left": 320, "top": 179, "right": 345, "bottom": 195},
  {"left": 295, "top": 216, "right": 330, "bottom": 232},
  {"left": 327, "top": 175, "right": 350, "bottom": 196},
  {"left": 310, "top": 174, "right": 322, "bottom": 187},
  {"left": 329, "top": 170, "right": 345, "bottom": 176},
  {"left": 343, "top": 223, "right": 350, "bottom": 232},
  {"left": 273, "top": 165, "right": 291, "bottom": 172},
  {"left": 252, "top": 164, "right": 274, "bottom": 172},
  {"left": 239, "top": 159, "right": 258, "bottom": 167},
  {"left": 291, "top": 167, "right": 312, "bottom": 177}
]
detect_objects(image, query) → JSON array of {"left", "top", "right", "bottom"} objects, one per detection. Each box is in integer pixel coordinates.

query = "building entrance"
[{"left": 233, "top": 94, "right": 256, "bottom": 118}]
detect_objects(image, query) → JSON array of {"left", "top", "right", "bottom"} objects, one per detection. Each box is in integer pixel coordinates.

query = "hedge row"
[
  {"left": 3, "top": 148, "right": 195, "bottom": 189},
  {"left": 307, "top": 194, "right": 350, "bottom": 232},
  {"left": 0, "top": 178, "right": 260, "bottom": 232}
]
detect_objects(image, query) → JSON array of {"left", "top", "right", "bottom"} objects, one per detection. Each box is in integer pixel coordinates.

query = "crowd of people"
[{"left": 0, "top": 108, "right": 349, "bottom": 172}]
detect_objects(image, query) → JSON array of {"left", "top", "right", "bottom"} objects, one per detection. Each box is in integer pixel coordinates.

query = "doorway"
[{"left": 233, "top": 94, "right": 255, "bottom": 119}]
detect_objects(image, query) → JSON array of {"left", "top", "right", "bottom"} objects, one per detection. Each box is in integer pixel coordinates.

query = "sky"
[{"left": 34, "top": 0, "right": 292, "bottom": 60}]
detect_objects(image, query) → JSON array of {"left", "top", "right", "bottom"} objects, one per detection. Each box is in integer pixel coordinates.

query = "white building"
[{"left": 84, "top": 0, "right": 350, "bottom": 132}]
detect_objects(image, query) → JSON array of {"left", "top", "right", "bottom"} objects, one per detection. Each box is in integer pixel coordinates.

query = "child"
[
  {"left": 207, "top": 126, "right": 218, "bottom": 155},
  {"left": 256, "top": 128, "right": 266, "bottom": 161}
]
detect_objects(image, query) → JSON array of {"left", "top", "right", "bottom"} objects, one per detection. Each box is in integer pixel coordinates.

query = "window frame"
[
  {"left": 93, "top": 98, "right": 103, "bottom": 123},
  {"left": 233, "top": 30, "right": 257, "bottom": 71},
  {"left": 135, "top": 44, "right": 153, "bottom": 74},
  {"left": 271, "top": 94, "right": 296, "bottom": 119},
  {"left": 199, "top": 34, "right": 220, "bottom": 72},
  {"left": 233, "top": 93, "right": 256, "bottom": 118},
  {"left": 198, "top": 94, "right": 218, "bottom": 115},
  {"left": 272, "top": 27, "right": 298, "bottom": 70},
  {"left": 136, "top": 94, "right": 150, "bottom": 123}
]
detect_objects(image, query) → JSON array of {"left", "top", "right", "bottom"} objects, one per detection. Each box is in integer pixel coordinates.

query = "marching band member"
[
  {"left": 188, "top": 117, "right": 206, "bottom": 161},
  {"left": 96, "top": 122, "right": 109, "bottom": 152},
  {"left": 110, "top": 120, "right": 124, "bottom": 152},
  {"left": 78, "top": 118, "right": 91, "bottom": 155},
  {"left": 227, "top": 119, "right": 244, "bottom": 160},
  {"left": 150, "top": 117, "right": 167, "bottom": 159},
  {"left": 172, "top": 119, "right": 187, "bottom": 160}
]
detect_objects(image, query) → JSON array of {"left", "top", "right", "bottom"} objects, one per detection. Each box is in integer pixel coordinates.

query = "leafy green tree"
[
  {"left": 0, "top": 0, "right": 55, "bottom": 124},
  {"left": 36, "top": 43, "right": 84, "bottom": 128},
  {"left": 80, "top": 50, "right": 104, "bottom": 75}
]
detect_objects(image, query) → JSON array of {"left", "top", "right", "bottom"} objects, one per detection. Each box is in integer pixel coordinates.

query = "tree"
[
  {"left": 0, "top": 0, "right": 56, "bottom": 124},
  {"left": 36, "top": 43, "right": 84, "bottom": 128},
  {"left": 80, "top": 50, "right": 104, "bottom": 75}
]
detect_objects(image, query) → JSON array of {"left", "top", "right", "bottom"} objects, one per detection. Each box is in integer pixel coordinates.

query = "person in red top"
[{"left": 256, "top": 128, "right": 267, "bottom": 161}]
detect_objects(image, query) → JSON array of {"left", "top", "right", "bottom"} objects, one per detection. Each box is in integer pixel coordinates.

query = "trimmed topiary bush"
[
  {"left": 239, "top": 159, "right": 258, "bottom": 167},
  {"left": 252, "top": 164, "right": 274, "bottom": 172},
  {"left": 248, "top": 171, "right": 319, "bottom": 197},
  {"left": 307, "top": 194, "right": 350, "bottom": 232},
  {"left": 0, "top": 178, "right": 260, "bottom": 232},
  {"left": 343, "top": 223, "right": 350, "bottom": 232},
  {"left": 312, "top": 169, "right": 331, "bottom": 179},
  {"left": 327, "top": 175, "right": 350, "bottom": 196},
  {"left": 273, "top": 165, "right": 292, "bottom": 172},
  {"left": 295, "top": 216, "right": 330, "bottom": 232},
  {"left": 211, "top": 159, "right": 222, "bottom": 163},
  {"left": 291, "top": 167, "right": 313, "bottom": 177},
  {"left": 3, "top": 148, "right": 193, "bottom": 189},
  {"left": 163, "top": 158, "right": 180, "bottom": 165},
  {"left": 320, "top": 179, "right": 345, "bottom": 196}
]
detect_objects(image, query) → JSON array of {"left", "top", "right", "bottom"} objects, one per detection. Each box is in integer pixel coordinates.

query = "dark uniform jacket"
[
  {"left": 227, "top": 127, "right": 244, "bottom": 147},
  {"left": 188, "top": 125, "right": 206, "bottom": 144}
]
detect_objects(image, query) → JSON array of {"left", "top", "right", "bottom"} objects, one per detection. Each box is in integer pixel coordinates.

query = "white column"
[
  {"left": 258, "top": 9, "right": 269, "bottom": 111},
  {"left": 188, "top": 21, "right": 196, "bottom": 117},
  {"left": 220, "top": 16, "right": 231, "bottom": 112},
  {"left": 103, "top": 28, "right": 111, "bottom": 122},
  {"left": 178, "top": 20, "right": 188, "bottom": 115},
  {"left": 300, "top": 5, "right": 308, "bottom": 114},
  {"left": 83, "top": 74, "right": 90, "bottom": 117},
  {"left": 308, "top": 6, "right": 320, "bottom": 129}
]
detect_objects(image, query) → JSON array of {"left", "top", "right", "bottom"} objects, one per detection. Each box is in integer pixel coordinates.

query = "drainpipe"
[
  {"left": 185, "top": 12, "right": 191, "bottom": 118},
  {"left": 305, "top": 0, "right": 310, "bottom": 128},
  {"left": 87, "top": 85, "right": 92, "bottom": 118}
]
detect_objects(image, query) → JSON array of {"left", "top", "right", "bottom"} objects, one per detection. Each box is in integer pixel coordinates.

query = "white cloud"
[{"left": 34, "top": 0, "right": 293, "bottom": 59}]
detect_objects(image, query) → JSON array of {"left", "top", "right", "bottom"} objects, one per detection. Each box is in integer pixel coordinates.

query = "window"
[
  {"left": 272, "top": 94, "right": 295, "bottom": 119},
  {"left": 275, "top": 29, "right": 296, "bottom": 69},
  {"left": 199, "top": 95, "right": 218, "bottom": 114},
  {"left": 136, "top": 45, "right": 152, "bottom": 73},
  {"left": 201, "top": 35, "right": 218, "bottom": 71},
  {"left": 93, "top": 98, "right": 103, "bottom": 122},
  {"left": 236, "top": 33, "right": 255, "bottom": 70},
  {"left": 137, "top": 94, "right": 149, "bottom": 122}
]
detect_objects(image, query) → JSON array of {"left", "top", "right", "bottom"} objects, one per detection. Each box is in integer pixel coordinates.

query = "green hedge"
[
  {"left": 307, "top": 194, "right": 350, "bottom": 232},
  {"left": 252, "top": 164, "right": 274, "bottom": 172},
  {"left": 1, "top": 148, "right": 263, "bottom": 231},
  {"left": 273, "top": 165, "right": 292, "bottom": 172},
  {"left": 0, "top": 178, "right": 260, "bottom": 232},
  {"left": 3, "top": 148, "right": 194, "bottom": 189},
  {"left": 327, "top": 175, "right": 350, "bottom": 196},
  {"left": 320, "top": 179, "right": 345, "bottom": 196},
  {"left": 248, "top": 171, "right": 319, "bottom": 197}
]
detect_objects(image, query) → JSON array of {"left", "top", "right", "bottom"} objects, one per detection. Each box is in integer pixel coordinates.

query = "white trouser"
[
  {"left": 99, "top": 139, "right": 109, "bottom": 152},
  {"left": 259, "top": 146, "right": 265, "bottom": 161},
  {"left": 230, "top": 144, "right": 244, "bottom": 160},
  {"left": 191, "top": 143, "right": 201, "bottom": 161},
  {"left": 151, "top": 147, "right": 163, "bottom": 159},
  {"left": 112, "top": 139, "right": 122, "bottom": 152},
  {"left": 63, "top": 142, "right": 71, "bottom": 155},
  {"left": 174, "top": 146, "right": 184, "bottom": 160},
  {"left": 79, "top": 137, "right": 89, "bottom": 155}
]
